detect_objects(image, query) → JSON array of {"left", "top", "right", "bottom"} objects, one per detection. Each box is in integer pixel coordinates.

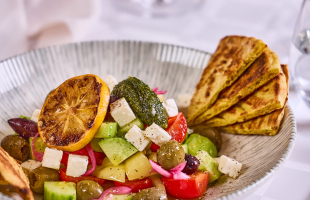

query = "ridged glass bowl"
[{"left": 0, "top": 41, "right": 296, "bottom": 200}]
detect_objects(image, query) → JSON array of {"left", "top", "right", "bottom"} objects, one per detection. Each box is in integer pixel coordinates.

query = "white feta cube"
[
  {"left": 110, "top": 98, "right": 136, "bottom": 127},
  {"left": 162, "top": 99, "right": 178, "bottom": 118},
  {"left": 42, "top": 147, "right": 63, "bottom": 170},
  {"left": 177, "top": 94, "right": 192, "bottom": 109},
  {"left": 21, "top": 160, "right": 41, "bottom": 176},
  {"left": 66, "top": 154, "right": 89, "bottom": 177},
  {"left": 31, "top": 109, "right": 41, "bottom": 123},
  {"left": 144, "top": 123, "right": 171, "bottom": 146},
  {"left": 125, "top": 125, "right": 150, "bottom": 151},
  {"left": 104, "top": 75, "right": 118, "bottom": 92},
  {"left": 218, "top": 155, "right": 242, "bottom": 179}
]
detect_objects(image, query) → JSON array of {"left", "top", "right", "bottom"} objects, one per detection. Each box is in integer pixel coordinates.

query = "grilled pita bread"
[
  {"left": 188, "top": 36, "right": 266, "bottom": 125},
  {"left": 0, "top": 146, "right": 34, "bottom": 200},
  {"left": 217, "top": 104, "right": 286, "bottom": 136},
  {"left": 193, "top": 47, "right": 281, "bottom": 125},
  {"left": 206, "top": 64, "right": 289, "bottom": 127}
]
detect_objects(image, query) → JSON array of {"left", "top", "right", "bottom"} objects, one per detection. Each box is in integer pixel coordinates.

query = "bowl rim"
[
  {"left": 218, "top": 104, "right": 297, "bottom": 200},
  {"left": 0, "top": 40, "right": 297, "bottom": 200}
]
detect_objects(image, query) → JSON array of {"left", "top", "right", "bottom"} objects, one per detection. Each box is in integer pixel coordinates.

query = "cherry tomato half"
[
  {"left": 59, "top": 168, "right": 105, "bottom": 185},
  {"left": 114, "top": 178, "right": 153, "bottom": 193},
  {"left": 162, "top": 171, "right": 209, "bottom": 199},
  {"left": 166, "top": 113, "right": 187, "bottom": 143}
]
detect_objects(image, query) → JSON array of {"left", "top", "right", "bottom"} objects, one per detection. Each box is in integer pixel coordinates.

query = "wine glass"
[
  {"left": 290, "top": 0, "right": 310, "bottom": 108},
  {"left": 110, "top": 0, "right": 204, "bottom": 18}
]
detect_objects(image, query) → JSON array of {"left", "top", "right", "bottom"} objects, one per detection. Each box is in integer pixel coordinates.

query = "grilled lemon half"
[{"left": 38, "top": 74, "right": 110, "bottom": 152}]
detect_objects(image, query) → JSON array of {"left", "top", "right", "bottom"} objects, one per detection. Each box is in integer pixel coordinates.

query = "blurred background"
[{"left": 0, "top": 0, "right": 310, "bottom": 200}]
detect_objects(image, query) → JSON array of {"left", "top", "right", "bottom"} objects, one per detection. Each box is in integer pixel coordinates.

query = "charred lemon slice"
[{"left": 38, "top": 74, "right": 110, "bottom": 152}]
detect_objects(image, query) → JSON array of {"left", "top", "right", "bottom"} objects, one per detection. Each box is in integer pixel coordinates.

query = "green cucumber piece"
[
  {"left": 185, "top": 134, "right": 217, "bottom": 157},
  {"left": 98, "top": 138, "right": 138, "bottom": 166},
  {"left": 44, "top": 181, "right": 76, "bottom": 200},
  {"left": 181, "top": 144, "right": 188, "bottom": 154},
  {"left": 90, "top": 138, "right": 103, "bottom": 152},
  {"left": 94, "top": 122, "right": 118, "bottom": 138},
  {"left": 109, "top": 194, "right": 135, "bottom": 200},
  {"left": 196, "top": 150, "right": 221, "bottom": 183},
  {"left": 117, "top": 118, "right": 144, "bottom": 137},
  {"left": 29, "top": 137, "right": 47, "bottom": 160}
]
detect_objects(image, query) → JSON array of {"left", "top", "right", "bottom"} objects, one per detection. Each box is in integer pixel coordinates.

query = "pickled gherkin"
[{"left": 112, "top": 77, "right": 168, "bottom": 129}]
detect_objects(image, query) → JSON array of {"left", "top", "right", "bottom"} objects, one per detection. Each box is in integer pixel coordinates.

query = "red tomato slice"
[
  {"left": 166, "top": 113, "right": 187, "bottom": 143},
  {"left": 59, "top": 168, "right": 105, "bottom": 185},
  {"left": 61, "top": 148, "right": 101, "bottom": 166},
  {"left": 168, "top": 116, "right": 177, "bottom": 127},
  {"left": 150, "top": 142, "right": 160, "bottom": 152},
  {"left": 114, "top": 178, "right": 153, "bottom": 193},
  {"left": 162, "top": 171, "right": 209, "bottom": 199},
  {"left": 96, "top": 153, "right": 106, "bottom": 166}
]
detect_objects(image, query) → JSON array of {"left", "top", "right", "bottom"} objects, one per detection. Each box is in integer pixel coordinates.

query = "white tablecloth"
[{"left": 1, "top": 0, "right": 310, "bottom": 199}]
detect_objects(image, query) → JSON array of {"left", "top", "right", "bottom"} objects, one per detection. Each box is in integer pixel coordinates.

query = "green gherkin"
[{"left": 112, "top": 77, "right": 168, "bottom": 129}]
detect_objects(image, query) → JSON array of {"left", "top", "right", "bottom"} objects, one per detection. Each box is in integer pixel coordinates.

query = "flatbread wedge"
[
  {"left": 217, "top": 104, "right": 286, "bottom": 136},
  {"left": 193, "top": 47, "right": 281, "bottom": 125},
  {"left": 0, "top": 146, "right": 34, "bottom": 200},
  {"left": 205, "top": 64, "right": 289, "bottom": 127},
  {"left": 188, "top": 36, "right": 267, "bottom": 125}
]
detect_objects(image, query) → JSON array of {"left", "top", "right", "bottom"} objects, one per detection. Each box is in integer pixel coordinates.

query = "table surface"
[{"left": 0, "top": 0, "right": 310, "bottom": 199}]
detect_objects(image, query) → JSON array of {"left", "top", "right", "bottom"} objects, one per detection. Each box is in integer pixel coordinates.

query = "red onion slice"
[
  {"left": 171, "top": 171, "right": 190, "bottom": 180},
  {"left": 169, "top": 161, "right": 187, "bottom": 173},
  {"left": 152, "top": 87, "right": 167, "bottom": 95},
  {"left": 149, "top": 160, "right": 172, "bottom": 178},
  {"left": 82, "top": 144, "right": 96, "bottom": 176},
  {"left": 31, "top": 132, "right": 44, "bottom": 161}
]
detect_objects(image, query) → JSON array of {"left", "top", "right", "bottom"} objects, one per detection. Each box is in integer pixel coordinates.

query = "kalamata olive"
[
  {"left": 157, "top": 140, "right": 185, "bottom": 170},
  {"left": 134, "top": 187, "right": 167, "bottom": 200},
  {"left": 8, "top": 118, "right": 38, "bottom": 140},
  {"left": 29, "top": 167, "right": 60, "bottom": 194},
  {"left": 182, "top": 154, "right": 200, "bottom": 174},
  {"left": 77, "top": 180, "right": 103, "bottom": 200},
  {"left": 1, "top": 135, "right": 29, "bottom": 161},
  {"left": 110, "top": 95, "right": 119, "bottom": 104},
  {"left": 191, "top": 125, "right": 222, "bottom": 151}
]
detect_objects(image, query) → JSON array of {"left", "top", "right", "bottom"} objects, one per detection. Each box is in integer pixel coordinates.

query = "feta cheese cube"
[
  {"left": 162, "top": 99, "right": 178, "bottom": 117},
  {"left": 31, "top": 109, "right": 41, "bottom": 123},
  {"left": 177, "top": 93, "right": 192, "bottom": 109},
  {"left": 104, "top": 75, "right": 118, "bottom": 91},
  {"left": 66, "top": 154, "right": 89, "bottom": 177},
  {"left": 42, "top": 147, "right": 63, "bottom": 170},
  {"left": 218, "top": 155, "right": 242, "bottom": 179},
  {"left": 110, "top": 98, "right": 136, "bottom": 127},
  {"left": 144, "top": 123, "right": 171, "bottom": 146},
  {"left": 125, "top": 125, "right": 151, "bottom": 151},
  {"left": 21, "top": 160, "right": 41, "bottom": 176}
]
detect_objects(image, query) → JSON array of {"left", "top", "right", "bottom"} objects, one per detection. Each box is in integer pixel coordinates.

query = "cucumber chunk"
[
  {"left": 124, "top": 152, "right": 152, "bottom": 180},
  {"left": 44, "top": 181, "right": 76, "bottom": 200},
  {"left": 117, "top": 118, "right": 144, "bottom": 138},
  {"left": 195, "top": 150, "right": 221, "bottom": 183},
  {"left": 89, "top": 138, "right": 103, "bottom": 152},
  {"left": 181, "top": 144, "right": 189, "bottom": 154},
  {"left": 94, "top": 122, "right": 118, "bottom": 138},
  {"left": 185, "top": 134, "right": 217, "bottom": 157},
  {"left": 98, "top": 138, "right": 138, "bottom": 166}
]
